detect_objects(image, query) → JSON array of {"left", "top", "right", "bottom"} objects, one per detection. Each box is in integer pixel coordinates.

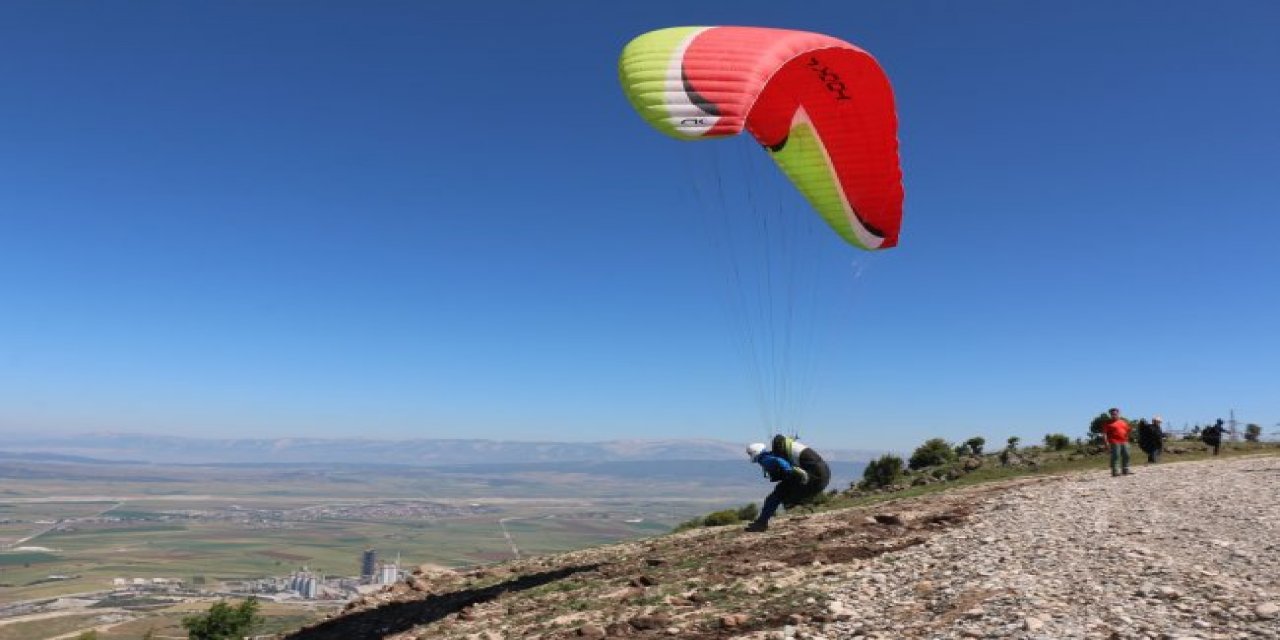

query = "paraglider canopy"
[{"left": 618, "top": 26, "right": 904, "bottom": 250}]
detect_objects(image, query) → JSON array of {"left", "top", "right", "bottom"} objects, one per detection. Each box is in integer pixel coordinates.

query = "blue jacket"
[{"left": 755, "top": 452, "right": 795, "bottom": 482}]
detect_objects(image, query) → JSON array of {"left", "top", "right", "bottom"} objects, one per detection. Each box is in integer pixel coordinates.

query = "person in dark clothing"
[
  {"left": 1138, "top": 416, "right": 1165, "bottom": 464},
  {"left": 743, "top": 435, "right": 831, "bottom": 532},
  {"left": 1202, "top": 419, "right": 1225, "bottom": 455}
]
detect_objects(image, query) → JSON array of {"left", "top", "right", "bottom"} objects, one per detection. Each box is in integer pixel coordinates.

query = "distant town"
[
  {"left": 1, "top": 545, "right": 418, "bottom": 621},
  {"left": 0, "top": 499, "right": 503, "bottom": 620},
  {"left": 52, "top": 499, "right": 500, "bottom": 529}
]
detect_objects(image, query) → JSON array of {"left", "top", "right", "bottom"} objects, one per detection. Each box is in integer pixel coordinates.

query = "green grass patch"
[
  {"left": 0, "top": 613, "right": 101, "bottom": 640},
  {"left": 45, "top": 524, "right": 188, "bottom": 537},
  {"left": 106, "top": 509, "right": 170, "bottom": 520},
  {"left": 0, "top": 552, "right": 59, "bottom": 566}
]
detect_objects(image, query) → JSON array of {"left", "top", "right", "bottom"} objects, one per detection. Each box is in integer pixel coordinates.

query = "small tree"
[
  {"left": 964, "top": 437, "right": 986, "bottom": 456},
  {"left": 1088, "top": 412, "right": 1112, "bottom": 445},
  {"left": 861, "top": 454, "right": 904, "bottom": 489},
  {"left": 1245, "top": 424, "right": 1262, "bottom": 443},
  {"left": 909, "top": 438, "right": 957, "bottom": 470},
  {"left": 182, "top": 598, "right": 262, "bottom": 640},
  {"left": 1006, "top": 436, "right": 1020, "bottom": 451},
  {"left": 1043, "top": 433, "right": 1071, "bottom": 451}
]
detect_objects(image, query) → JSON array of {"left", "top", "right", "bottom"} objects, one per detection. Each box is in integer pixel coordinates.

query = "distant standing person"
[
  {"left": 1104, "top": 407, "right": 1132, "bottom": 477},
  {"left": 1138, "top": 416, "right": 1165, "bottom": 464},
  {"left": 1202, "top": 418, "right": 1225, "bottom": 456}
]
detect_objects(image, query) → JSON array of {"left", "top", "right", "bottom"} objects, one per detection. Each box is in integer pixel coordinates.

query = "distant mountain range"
[{"left": 0, "top": 433, "right": 882, "bottom": 466}]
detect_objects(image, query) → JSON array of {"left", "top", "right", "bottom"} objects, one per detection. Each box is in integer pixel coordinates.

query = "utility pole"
[{"left": 1228, "top": 409, "right": 1239, "bottom": 442}]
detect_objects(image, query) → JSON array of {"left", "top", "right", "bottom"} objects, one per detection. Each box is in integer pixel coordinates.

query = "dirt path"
[{"left": 814, "top": 456, "right": 1280, "bottom": 639}]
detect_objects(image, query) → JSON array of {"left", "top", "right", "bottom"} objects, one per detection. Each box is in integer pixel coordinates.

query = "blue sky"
[{"left": 2, "top": 1, "right": 1277, "bottom": 452}]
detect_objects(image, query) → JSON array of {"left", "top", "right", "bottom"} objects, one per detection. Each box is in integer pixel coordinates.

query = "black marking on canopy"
[
  {"left": 856, "top": 209, "right": 886, "bottom": 240},
  {"left": 681, "top": 66, "right": 721, "bottom": 117}
]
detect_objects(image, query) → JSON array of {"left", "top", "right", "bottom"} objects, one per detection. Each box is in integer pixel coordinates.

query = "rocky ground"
[
  {"left": 807, "top": 455, "right": 1280, "bottom": 640},
  {"left": 285, "top": 455, "right": 1279, "bottom": 640}
]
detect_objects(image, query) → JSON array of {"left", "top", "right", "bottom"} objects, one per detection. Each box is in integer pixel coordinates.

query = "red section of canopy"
[{"left": 680, "top": 26, "right": 903, "bottom": 248}]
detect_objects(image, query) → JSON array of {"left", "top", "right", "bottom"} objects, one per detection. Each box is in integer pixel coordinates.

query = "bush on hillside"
[
  {"left": 1044, "top": 433, "right": 1071, "bottom": 451},
  {"left": 1245, "top": 424, "right": 1262, "bottom": 442},
  {"left": 702, "top": 509, "right": 743, "bottom": 527},
  {"left": 861, "top": 454, "right": 904, "bottom": 489},
  {"left": 182, "top": 598, "right": 261, "bottom": 640},
  {"left": 964, "top": 437, "right": 986, "bottom": 456},
  {"left": 675, "top": 503, "right": 759, "bottom": 531},
  {"left": 1006, "top": 436, "right": 1020, "bottom": 451},
  {"left": 909, "top": 438, "right": 957, "bottom": 470},
  {"left": 1088, "top": 412, "right": 1112, "bottom": 444},
  {"left": 673, "top": 517, "right": 704, "bottom": 532}
]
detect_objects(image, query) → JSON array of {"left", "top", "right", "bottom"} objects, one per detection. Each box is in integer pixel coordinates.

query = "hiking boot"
[
  {"left": 1111, "top": 471, "right": 1120, "bottom": 477},
  {"left": 1122, "top": 469, "right": 1132, "bottom": 475},
  {"left": 744, "top": 521, "right": 768, "bottom": 533}
]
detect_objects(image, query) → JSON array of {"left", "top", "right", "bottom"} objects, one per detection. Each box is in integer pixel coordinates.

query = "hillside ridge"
[{"left": 284, "top": 454, "right": 1280, "bottom": 639}]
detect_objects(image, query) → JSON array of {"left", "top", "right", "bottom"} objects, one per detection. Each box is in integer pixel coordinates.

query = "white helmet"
[{"left": 746, "top": 442, "right": 766, "bottom": 462}]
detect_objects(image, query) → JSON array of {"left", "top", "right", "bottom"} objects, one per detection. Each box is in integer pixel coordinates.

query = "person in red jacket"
[{"left": 1104, "top": 407, "right": 1132, "bottom": 477}]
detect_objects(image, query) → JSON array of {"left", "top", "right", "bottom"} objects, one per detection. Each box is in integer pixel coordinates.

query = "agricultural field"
[
  {"left": 0, "top": 455, "right": 866, "bottom": 640},
  {"left": 0, "top": 612, "right": 102, "bottom": 640},
  {"left": 0, "top": 503, "right": 697, "bottom": 606},
  {"left": 0, "top": 459, "right": 777, "bottom": 609},
  {"left": 0, "top": 600, "right": 331, "bottom": 640}
]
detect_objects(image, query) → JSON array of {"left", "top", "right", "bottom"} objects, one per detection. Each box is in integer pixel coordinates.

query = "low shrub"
[
  {"left": 861, "top": 454, "right": 904, "bottom": 489},
  {"left": 909, "top": 438, "right": 957, "bottom": 470},
  {"left": 1043, "top": 433, "right": 1071, "bottom": 451}
]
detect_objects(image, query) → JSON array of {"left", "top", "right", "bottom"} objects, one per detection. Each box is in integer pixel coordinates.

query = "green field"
[
  {"left": 0, "top": 514, "right": 673, "bottom": 603},
  {"left": 0, "top": 613, "right": 101, "bottom": 640},
  {"left": 0, "top": 601, "right": 331, "bottom": 640},
  {"left": 0, "top": 462, "right": 737, "bottom": 607}
]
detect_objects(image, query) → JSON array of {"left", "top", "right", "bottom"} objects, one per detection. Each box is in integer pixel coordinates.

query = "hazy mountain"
[
  {"left": 0, "top": 433, "right": 882, "bottom": 466},
  {"left": 0, "top": 450, "right": 139, "bottom": 465}
]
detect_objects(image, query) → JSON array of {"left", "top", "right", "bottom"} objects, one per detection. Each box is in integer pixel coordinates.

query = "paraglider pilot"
[{"left": 744, "top": 435, "right": 831, "bottom": 532}]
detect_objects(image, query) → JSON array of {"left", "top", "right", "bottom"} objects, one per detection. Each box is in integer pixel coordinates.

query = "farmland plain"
[
  {"left": 0, "top": 456, "right": 863, "bottom": 637},
  {"left": 0, "top": 461, "right": 769, "bottom": 600}
]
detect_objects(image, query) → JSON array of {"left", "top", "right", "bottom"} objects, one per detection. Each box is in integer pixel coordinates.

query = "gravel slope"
[
  {"left": 812, "top": 456, "right": 1280, "bottom": 640},
  {"left": 284, "top": 454, "right": 1279, "bottom": 640}
]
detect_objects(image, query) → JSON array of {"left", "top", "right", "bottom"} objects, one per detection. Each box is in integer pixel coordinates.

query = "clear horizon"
[{"left": 3, "top": 1, "right": 1278, "bottom": 452}]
